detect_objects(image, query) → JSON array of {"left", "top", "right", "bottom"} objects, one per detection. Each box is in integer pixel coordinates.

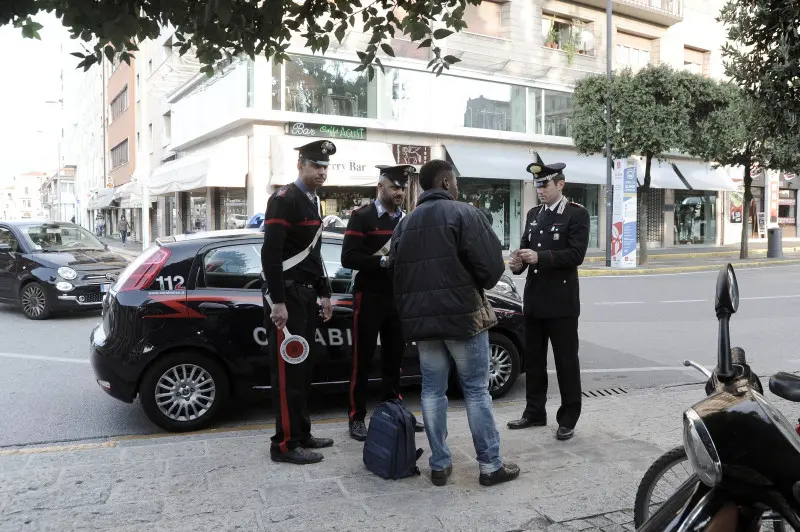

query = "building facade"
[
  {"left": 68, "top": 0, "right": 757, "bottom": 251},
  {"left": 0, "top": 172, "right": 46, "bottom": 220}
]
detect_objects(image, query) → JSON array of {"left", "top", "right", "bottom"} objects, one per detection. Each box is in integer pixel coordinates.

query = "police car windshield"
[{"left": 22, "top": 223, "right": 106, "bottom": 252}]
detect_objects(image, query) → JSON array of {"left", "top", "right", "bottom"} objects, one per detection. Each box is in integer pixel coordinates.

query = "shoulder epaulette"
[
  {"left": 275, "top": 185, "right": 290, "bottom": 198},
  {"left": 569, "top": 201, "right": 584, "bottom": 209},
  {"left": 354, "top": 203, "right": 372, "bottom": 212}
]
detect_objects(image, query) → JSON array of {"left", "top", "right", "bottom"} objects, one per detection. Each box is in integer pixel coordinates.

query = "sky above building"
[{"left": 0, "top": 12, "right": 69, "bottom": 179}]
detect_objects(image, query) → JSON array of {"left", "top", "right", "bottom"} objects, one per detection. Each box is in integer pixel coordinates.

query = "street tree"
[
  {"left": 572, "top": 64, "right": 694, "bottom": 265},
  {"left": 718, "top": 0, "right": 800, "bottom": 153},
  {"left": 2, "top": 0, "right": 481, "bottom": 77}
]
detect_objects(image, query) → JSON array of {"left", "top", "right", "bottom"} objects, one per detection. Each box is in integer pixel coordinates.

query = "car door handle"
[{"left": 199, "top": 302, "right": 229, "bottom": 311}]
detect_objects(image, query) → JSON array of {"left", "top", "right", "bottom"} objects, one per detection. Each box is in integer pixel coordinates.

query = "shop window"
[
  {"left": 203, "top": 244, "right": 263, "bottom": 290},
  {"left": 284, "top": 55, "right": 375, "bottom": 119},
  {"left": 563, "top": 183, "right": 600, "bottom": 248},
  {"left": 674, "top": 191, "right": 717, "bottom": 245},
  {"left": 778, "top": 189, "right": 797, "bottom": 237},
  {"left": 457, "top": 178, "right": 522, "bottom": 250},
  {"left": 463, "top": 1, "right": 502, "bottom": 38},
  {"left": 219, "top": 189, "right": 248, "bottom": 229},
  {"left": 433, "top": 76, "right": 526, "bottom": 133},
  {"left": 185, "top": 191, "right": 208, "bottom": 233}
]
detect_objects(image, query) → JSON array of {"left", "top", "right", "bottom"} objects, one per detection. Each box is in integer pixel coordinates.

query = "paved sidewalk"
[
  {"left": 3, "top": 386, "right": 798, "bottom": 531},
  {"left": 99, "top": 237, "right": 142, "bottom": 260}
]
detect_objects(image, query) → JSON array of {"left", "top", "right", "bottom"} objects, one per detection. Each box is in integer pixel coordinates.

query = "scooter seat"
[{"left": 769, "top": 372, "right": 800, "bottom": 403}]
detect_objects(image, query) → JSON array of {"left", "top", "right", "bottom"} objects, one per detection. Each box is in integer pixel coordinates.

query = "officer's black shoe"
[
  {"left": 556, "top": 427, "right": 574, "bottom": 441},
  {"left": 270, "top": 447, "right": 323, "bottom": 465},
  {"left": 414, "top": 421, "right": 425, "bottom": 433},
  {"left": 349, "top": 420, "right": 367, "bottom": 442},
  {"left": 507, "top": 417, "right": 546, "bottom": 430},
  {"left": 300, "top": 435, "right": 334, "bottom": 449},
  {"left": 479, "top": 463, "right": 520, "bottom": 487},
  {"left": 431, "top": 464, "right": 452, "bottom": 487}
]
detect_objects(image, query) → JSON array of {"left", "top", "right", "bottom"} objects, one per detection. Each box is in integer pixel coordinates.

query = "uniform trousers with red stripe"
[
  {"left": 349, "top": 290, "right": 405, "bottom": 422},
  {"left": 267, "top": 284, "right": 319, "bottom": 454}
]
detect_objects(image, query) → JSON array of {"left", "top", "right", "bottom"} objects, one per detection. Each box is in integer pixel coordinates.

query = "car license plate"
[{"left": 100, "top": 284, "right": 110, "bottom": 293}]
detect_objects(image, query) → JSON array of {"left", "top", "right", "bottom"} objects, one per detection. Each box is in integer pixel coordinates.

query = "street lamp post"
[{"left": 604, "top": 0, "right": 614, "bottom": 267}]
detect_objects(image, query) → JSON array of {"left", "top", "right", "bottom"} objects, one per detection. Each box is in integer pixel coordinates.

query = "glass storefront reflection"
[
  {"left": 380, "top": 68, "right": 434, "bottom": 124},
  {"left": 186, "top": 191, "right": 208, "bottom": 233},
  {"left": 674, "top": 190, "right": 717, "bottom": 245},
  {"left": 563, "top": 183, "right": 600, "bottom": 248},
  {"left": 433, "top": 77, "right": 526, "bottom": 133},
  {"left": 318, "top": 187, "right": 376, "bottom": 228},
  {"left": 458, "top": 178, "right": 522, "bottom": 250},
  {"left": 284, "top": 56, "right": 375, "bottom": 119},
  {"left": 219, "top": 188, "right": 248, "bottom": 229}
]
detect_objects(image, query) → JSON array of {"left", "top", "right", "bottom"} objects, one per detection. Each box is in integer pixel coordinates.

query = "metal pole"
[{"left": 604, "top": 0, "right": 613, "bottom": 267}]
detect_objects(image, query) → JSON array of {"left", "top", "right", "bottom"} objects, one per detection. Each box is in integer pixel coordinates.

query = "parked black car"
[
  {"left": 0, "top": 220, "right": 129, "bottom": 320},
  {"left": 90, "top": 229, "right": 526, "bottom": 432}
]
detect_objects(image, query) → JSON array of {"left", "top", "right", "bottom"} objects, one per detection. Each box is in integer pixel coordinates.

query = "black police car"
[
  {"left": 0, "top": 220, "right": 129, "bottom": 320},
  {"left": 90, "top": 229, "right": 525, "bottom": 432}
]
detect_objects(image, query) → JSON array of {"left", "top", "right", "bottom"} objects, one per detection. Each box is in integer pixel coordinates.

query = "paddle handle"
[{"left": 263, "top": 292, "right": 292, "bottom": 337}]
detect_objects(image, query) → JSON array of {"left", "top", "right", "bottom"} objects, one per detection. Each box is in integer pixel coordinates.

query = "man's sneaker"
[
  {"left": 270, "top": 447, "right": 324, "bottom": 465},
  {"left": 431, "top": 464, "right": 453, "bottom": 486},
  {"left": 349, "top": 420, "right": 367, "bottom": 442},
  {"left": 479, "top": 463, "right": 520, "bottom": 486}
]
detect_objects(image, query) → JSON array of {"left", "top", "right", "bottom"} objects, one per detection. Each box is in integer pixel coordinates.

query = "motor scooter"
[{"left": 637, "top": 264, "right": 800, "bottom": 531}]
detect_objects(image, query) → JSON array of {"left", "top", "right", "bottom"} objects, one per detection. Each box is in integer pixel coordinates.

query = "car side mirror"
[{"left": 0, "top": 244, "right": 12, "bottom": 254}]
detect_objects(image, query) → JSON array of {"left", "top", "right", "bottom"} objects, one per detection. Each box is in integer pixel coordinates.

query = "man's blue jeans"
[{"left": 417, "top": 331, "right": 502, "bottom": 475}]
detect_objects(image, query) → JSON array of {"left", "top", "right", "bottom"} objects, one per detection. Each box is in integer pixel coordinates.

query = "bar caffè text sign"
[{"left": 285, "top": 122, "right": 367, "bottom": 141}]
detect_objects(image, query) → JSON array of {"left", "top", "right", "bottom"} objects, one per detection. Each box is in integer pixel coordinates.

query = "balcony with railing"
[{"left": 572, "top": 0, "right": 683, "bottom": 26}]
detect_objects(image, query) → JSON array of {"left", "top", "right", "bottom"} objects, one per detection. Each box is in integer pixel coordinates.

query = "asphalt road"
[{"left": 0, "top": 263, "right": 798, "bottom": 448}]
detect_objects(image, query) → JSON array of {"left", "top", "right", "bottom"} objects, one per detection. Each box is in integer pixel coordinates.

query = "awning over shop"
[
  {"left": 671, "top": 160, "right": 740, "bottom": 191},
  {"left": 148, "top": 136, "right": 248, "bottom": 195},
  {"left": 635, "top": 158, "right": 689, "bottom": 190},
  {"left": 87, "top": 188, "right": 116, "bottom": 210},
  {"left": 271, "top": 137, "right": 397, "bottom": 187},
  {"left": 446, "top": 143, "right": 618, "bottom": 185}
]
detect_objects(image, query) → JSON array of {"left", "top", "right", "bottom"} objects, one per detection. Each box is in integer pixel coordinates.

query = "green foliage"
[
  {"left": 719, "top": 0, "right": 800, "bottom": 152},
  {"left": 2, "top": 0, "right": 477, "bottom": 78}
]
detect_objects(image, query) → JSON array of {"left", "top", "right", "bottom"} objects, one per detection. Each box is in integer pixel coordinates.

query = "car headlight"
[
  {"left": 494, "top": 278, "right": 521, "bottom": 301},
  {"left": 684, "top": 408, "right": 722, "bottom": 486},
  {"left": 56, "top": 282, "right": 74, "bottom": 292},
  {"left": 57, "top": 267, "right": 77, "bottom": 280}
]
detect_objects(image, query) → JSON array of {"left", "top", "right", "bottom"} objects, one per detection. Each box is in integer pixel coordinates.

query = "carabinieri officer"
[
  {"left": 261, "top": 139, "right": 336, "bottom": 465},
  {"left": 341, "top": 164, "right": 424, "bottom": 441},
  {"left": 506, "top": 153, "right": 590, "bottom": 441}
]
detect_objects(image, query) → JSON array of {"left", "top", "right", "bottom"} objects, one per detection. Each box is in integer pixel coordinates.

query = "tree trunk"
[
  {"left": 739, "top": 154, "right": 753, "bottom": 260},
  {"left": 638, "top": 154, "right": 653, "bottom": 265}
]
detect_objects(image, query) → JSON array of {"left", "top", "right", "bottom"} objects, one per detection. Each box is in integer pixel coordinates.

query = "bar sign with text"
[{"left": 285, "top": 122, "right": 367, "bottom": 141}]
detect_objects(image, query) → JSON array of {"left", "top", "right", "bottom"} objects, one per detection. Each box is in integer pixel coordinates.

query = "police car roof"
[{"left": 155, "top": 228, "right": 346, "bottom": 247}]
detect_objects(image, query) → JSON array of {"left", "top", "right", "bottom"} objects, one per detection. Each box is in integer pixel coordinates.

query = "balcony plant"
[{"left": 544, "top": 15, "right": 558, "bottom": 49}]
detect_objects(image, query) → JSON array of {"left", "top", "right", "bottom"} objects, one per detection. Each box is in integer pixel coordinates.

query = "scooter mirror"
[{"left": 715, "top": 263, "right": 739, "bottom": 315}]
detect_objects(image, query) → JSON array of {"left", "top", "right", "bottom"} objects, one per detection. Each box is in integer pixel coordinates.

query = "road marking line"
[
  {"left": 565, "top": 366, "right": 697, "bottom": 374},
  {"left": 593, "top": 301, "right": 644, "bottom": 305},
  {"left": 661, "top": 299, "right": 708, "bottom": 303},
  {"left": 741, "top": 295, "right": 800, "bottom": 300},
  {"left": 0, "top": 441, "right": 116, "bottom": 456},
  {"left": 0, "top": 352, "right": 89, "bottom": 364}
]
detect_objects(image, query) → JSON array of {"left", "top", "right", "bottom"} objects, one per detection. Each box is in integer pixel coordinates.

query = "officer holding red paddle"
[{"left": 261, "top": 140, "right": 336, "bottom": 465}]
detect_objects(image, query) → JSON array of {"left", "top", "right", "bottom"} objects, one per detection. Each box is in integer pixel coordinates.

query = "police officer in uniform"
[
  {"left": 261, "top": 139, "right": 336, "bottom": 464},
  {"left": 341, "top": 164, "right": 424, "bottom": 441},
  {"left": 506, "top": 153, "right": 590, "bottom": 441}
]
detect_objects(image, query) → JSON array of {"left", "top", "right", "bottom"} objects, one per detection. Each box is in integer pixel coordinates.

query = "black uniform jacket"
[
  {"left": 261, "top": 183, "right": 332, "bottom": 304},
  {"left": 516, "top": 196, "right": 590, "bottom": 319},
  {"left": 340, "top": 202, "right": 401, "bottom": 296}
]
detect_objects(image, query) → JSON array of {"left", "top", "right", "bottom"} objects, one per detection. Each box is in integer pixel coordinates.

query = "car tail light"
[{"left": 113, "top": 246, "right": 171, "bottom": 293}]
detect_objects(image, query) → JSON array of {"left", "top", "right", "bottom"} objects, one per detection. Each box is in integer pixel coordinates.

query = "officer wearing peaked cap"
[
  {"left": 261, "top": 139, "right": 337, "bottom": 465},
  {"left": 506, "top": 152, "right": 590, "bottom": 441},
  {"left": 341, "top": 164, "right": 425, "bottom": 441}
]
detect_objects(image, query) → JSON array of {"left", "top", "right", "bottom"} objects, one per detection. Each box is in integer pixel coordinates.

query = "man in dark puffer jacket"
[{"left": 389, "top": 159, "right": 519, "bottom": 488}]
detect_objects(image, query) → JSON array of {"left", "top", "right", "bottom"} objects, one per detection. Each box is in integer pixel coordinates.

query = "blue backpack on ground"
[{"left": 363, "top": 398, "right": 424, "bottom": 480}]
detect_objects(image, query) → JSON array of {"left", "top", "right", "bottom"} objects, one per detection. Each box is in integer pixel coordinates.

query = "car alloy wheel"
[
  {"left": 488, "top": 343, "right": 513, "bottom": 393},
  {"left": 21, "top": 283, "right": 50, "bottom": 320},
  {"left": 155, "top": 364, "right": 217, "bottom": 422}
]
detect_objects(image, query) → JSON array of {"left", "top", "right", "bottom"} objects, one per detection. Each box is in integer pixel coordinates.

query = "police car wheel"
[
  {"left": 139, "top": 351, "right": 230, "bottom": 432},
  {"left": 447, "top": 332, "right": 520, "bottom": 399}
]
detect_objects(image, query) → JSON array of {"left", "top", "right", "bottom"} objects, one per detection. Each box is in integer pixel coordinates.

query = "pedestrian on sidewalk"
[
  {"left": 118, "top": 215, "right": 129, "bottom": 246},
  {"left": 390, "top": 159, "right": 519, "bottom": 487},
  {"left": 261, "top": 140, "right": 335, "bottom": 465},
  {"left": 340, "top": 164, "right": 424, "bottom": 442},
  {"left": 507, "top": 153, "right": 590, "bottom": 441}
]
